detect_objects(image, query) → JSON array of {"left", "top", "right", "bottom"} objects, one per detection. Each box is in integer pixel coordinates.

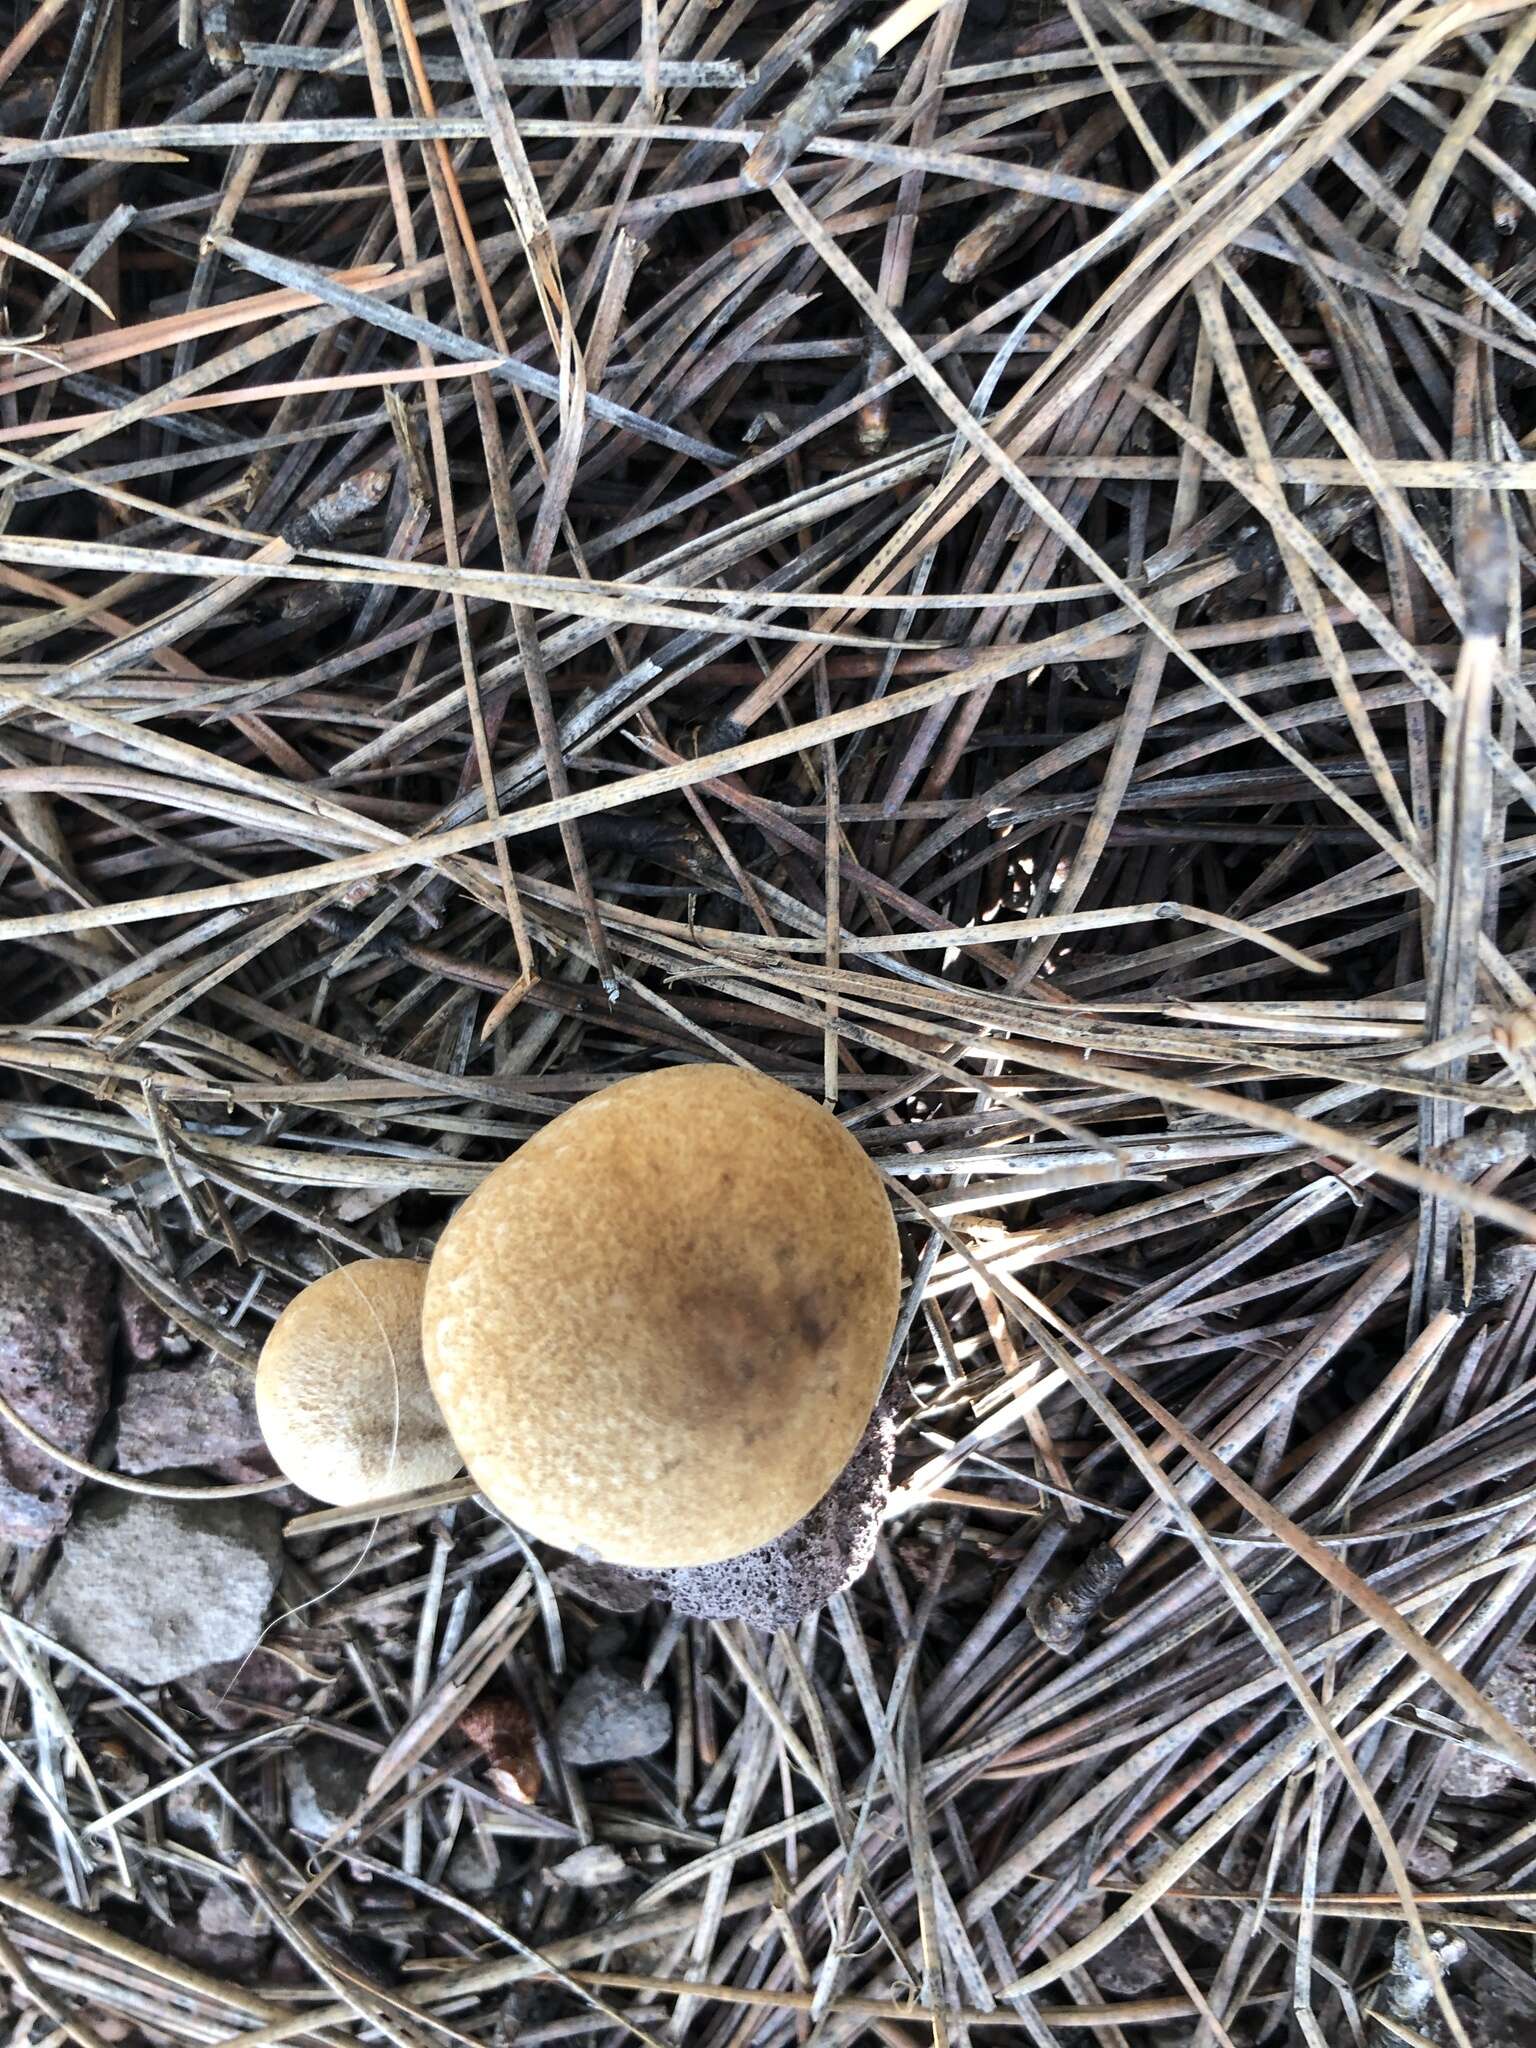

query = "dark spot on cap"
[{"left": 794, "top": 1295, "right": 830, "bottom": 1352}]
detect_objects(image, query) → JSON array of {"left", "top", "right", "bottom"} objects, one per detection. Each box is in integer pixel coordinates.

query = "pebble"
[
  {"left": 1088, "top": 1923, "right": 1169, "bottom": 2000},
  {"left": 1407, "top": 1837, "right": 1455, "bottom": 1882},
  {"left": 1443, "top": 1649, "right": 1536, "bottom": 1799},
  {"left": 183, "top": 1647, "right": 306, "bottom": 1733},
  {"left": 284, "top": 1738, "right": 371, "bottom": 1838},
  {"left": 167, "top": 1781, "right": 224, "bottom": 1848},
  {"left": 551, "top": 1559, "right": 655, "bottom": 1613},
  {"left": 166, "top": 1924, "right": 268, "bottom": 1983},
  {"left": 117, "top": 1277, "right": 186, "bottom": 1366},
  {"left": 548, "top": 1844, "right": 627, "bottom": 1887},
  {"left": 1057, "top": 1900, "right": 1168, "bottom": 1999},
  {"left": 35, "top": 1493, "right": 283, "bottom": 1686},
  {"left": 199, "top": 1887, "right": 267, "bottom": 1939},
  {"left": 445, "top": 1835, "right": 502, "bottom": 1895},
  {"left": 115, "top": 1357, "right": 265, "bottom": 1474},
  {"left": 557, "top": 1668, "right": 672, "bottom": 1767},
  {"left": 0, "top": 1196, "right": 112, "bottom": 1544}
]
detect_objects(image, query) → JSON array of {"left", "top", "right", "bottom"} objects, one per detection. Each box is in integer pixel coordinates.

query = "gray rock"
[
  {"left": 558, "top": 1408, "right": 896, "bottom": 1632},
  {"left": 183, "top": 1646, "right": 306, "bottom": 1733},
  {"left": 1384, "top": 1925, "right": 1465, "bottom": 2022},
  {"left": 654, "top": 1402, "right": 896, "bottom": 1631},
  {"left": 166, "top": 1780, "right": 225, "bottom": 1849},
  {"left": 551, "top": 1558, "right": 656, "bottom": 1614},
  {"left": 549, "top": 1844, "right": 626, "bottom": 1887},
  {"left": 1427, "top": 1980, "right": 1536, "bottom": 2048},
  {"left": 1088, "top": 1923, "right": 1169, "bottom": 2000},
  {"left": 199, "top": 1886, "right": 266, "bottom": 1939},
  {"left": 1443, "top": 1649, "right": 1536, "bottom": 1798},
  {"left": 166, "top": 1922, "right": 267, "bottom": 1982},
  {"left": 1058, "top": 1901, "right": 1168, "bottom": 1999},
  {"left": 35, "top": 1493, "right": 282, "bottom": 1686},
  {"left": 496, "top": 1984, "right": 567, "bottom": 2044},
  {"left": 557, "top": 1668, "right": 671, "bottom": 1768},
  {"left": 445, "top": 1835, "right": 502, "bottom": 1896},
  {"left": 0, "top": 1197, "right": 113, "bottom": 1543},
  {"left": 115, "top": 1357, "right": 264, "bottom": 1474},
  {"left": 284, "top": 1738, "right": 370, "bottom": 1838},
  {"left": 0, "top": 1770, "right": 21, "bottom": 1875},
  {"left": 118, "top": 1278, "right": 184, "bottom": 1366},
  {"left": 1406, "top": 1837, "right": 1455, "bottom": 1882},
  {"left": 1130, "top": 1847, "right": 1232, "bottom": 1949}
]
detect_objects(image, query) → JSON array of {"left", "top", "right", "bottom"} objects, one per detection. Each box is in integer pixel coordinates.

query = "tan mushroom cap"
[
  {"left": 256, "top": 1260, "right": 462, "bottom": 1506},
  {"left": 422, "top": 1064, "right": 901, "bottom": 1568}
]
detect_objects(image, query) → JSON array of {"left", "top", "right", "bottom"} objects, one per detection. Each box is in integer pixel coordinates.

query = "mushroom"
[
  {"left": 256, "top": 1260, "right": 461, "bottom": 1505},
  {"left": 422, "top": 1064, "right": 901, "bottom": 1568}
]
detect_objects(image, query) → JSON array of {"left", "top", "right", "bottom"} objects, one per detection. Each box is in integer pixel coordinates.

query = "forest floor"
[{"left": 2, "top": 1, "right": 1536, "bottom": 2043}]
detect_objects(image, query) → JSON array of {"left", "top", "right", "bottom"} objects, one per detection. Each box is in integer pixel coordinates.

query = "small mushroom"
[
  {"left": 255, "top": 1260, "right": 461, "bottom": 1505},
  {"left": 422, "top": 1064, "right": 901, "bottom": 1568}
]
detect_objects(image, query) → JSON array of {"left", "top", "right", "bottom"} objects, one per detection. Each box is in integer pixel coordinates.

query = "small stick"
[{"left": 743, "top": 0, "right": 947, "bottom": 188}]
